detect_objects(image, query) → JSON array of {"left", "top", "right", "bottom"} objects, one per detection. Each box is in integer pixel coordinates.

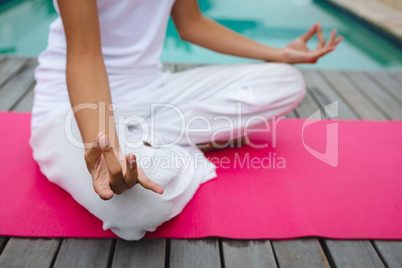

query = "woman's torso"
[
  {"left": 42, "top": 0, "right": 175, "bottom": 75},
  {"left": 31, "top": 0, "right": 176, "bottom": 128}
]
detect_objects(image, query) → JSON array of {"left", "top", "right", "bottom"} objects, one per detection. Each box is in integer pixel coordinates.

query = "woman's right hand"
[{"left": 84, "top": 133, "right": 164, "bottom": 200}]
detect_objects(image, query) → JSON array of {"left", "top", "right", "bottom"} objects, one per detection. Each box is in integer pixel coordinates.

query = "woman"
[{"left": 29, "top": 0, "right": 342, "bottom": 240}]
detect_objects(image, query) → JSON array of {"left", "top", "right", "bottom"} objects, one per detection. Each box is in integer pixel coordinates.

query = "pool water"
[{"left": 1, "top": 0, "right": 401, "bottom": 70}]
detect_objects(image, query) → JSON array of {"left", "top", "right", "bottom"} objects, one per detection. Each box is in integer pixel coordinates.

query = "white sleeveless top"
[
  {"left": 31, "top": 0, "right": 175, "bottom": 128},
  {"left": 44, "top": 0, "right": 175, "bottom": 75}
]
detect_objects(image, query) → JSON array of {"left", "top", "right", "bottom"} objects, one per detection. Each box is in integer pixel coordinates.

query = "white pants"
[{"left": 29, "top": 63, "right": 306, "bottom": 240}]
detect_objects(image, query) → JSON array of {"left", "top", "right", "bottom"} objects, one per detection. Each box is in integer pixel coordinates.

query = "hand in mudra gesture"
[
  {"left": 283, "top": 23, "right": 343, "bottom": 64},
  {"left": 84, "top": 133, "right": 164, "bottom": 200}
]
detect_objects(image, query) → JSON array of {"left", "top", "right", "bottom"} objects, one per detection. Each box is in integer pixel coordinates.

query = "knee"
[
  {"left": 274, "top": 63, "right": 306, "bottom": 103},
  {"left": 237, "top": 63, "right": 306, "bottom": 113},
  {"left": 102, "top": 146, "right": 211, "bottom": 240},
  {"left": 100, "top": 146, "right": 191, "bottom": 240},
  {"left": 101, "top": 189, "right": 173, "bottom": 240}
]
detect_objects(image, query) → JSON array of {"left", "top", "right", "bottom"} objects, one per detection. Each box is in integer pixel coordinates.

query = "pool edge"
[{"left": 314, "top": 0, "right": 402, "bottom": 49}]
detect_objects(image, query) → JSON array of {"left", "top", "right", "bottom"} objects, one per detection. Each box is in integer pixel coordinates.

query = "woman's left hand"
[{"left": 282, "top": 23, "right": 343, "bottom": 64}]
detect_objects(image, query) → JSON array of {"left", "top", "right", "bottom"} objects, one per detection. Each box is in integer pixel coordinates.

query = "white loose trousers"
[{"left": 30, "top": 62, "right": 306, "bottom": 240}]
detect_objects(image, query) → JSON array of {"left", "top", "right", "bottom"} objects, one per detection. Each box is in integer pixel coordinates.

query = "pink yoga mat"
[{"left": 1, "top": 112, "right": 401, "bottom": 239}]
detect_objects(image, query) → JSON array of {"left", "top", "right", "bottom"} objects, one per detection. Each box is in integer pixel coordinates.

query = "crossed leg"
[
  {"left": 30, "top": 62, "right": 306, "bottom": 240},
  {"left": 116, "top": 62, "right": 306, "bottom": 151}
]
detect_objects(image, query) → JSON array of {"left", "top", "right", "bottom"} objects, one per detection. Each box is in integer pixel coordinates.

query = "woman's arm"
[
  {"left": 57, "top": 0, "right": 163, "bottom": 199},
  {"left": 171, "top": 0, "right": 342, "bottom": 64},
  {"left": 58, "top": 0, "right": 117, "bottom": 148}
]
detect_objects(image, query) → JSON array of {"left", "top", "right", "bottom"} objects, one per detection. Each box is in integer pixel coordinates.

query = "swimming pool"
[{"left": 1, "top": 0, "right": 401, "bottom": 70}]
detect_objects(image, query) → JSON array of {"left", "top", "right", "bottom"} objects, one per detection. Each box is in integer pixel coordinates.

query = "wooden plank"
[
  {"left": 0, "top": 238, "right": 60, "bottom": 267},
  {"left": 0, "top": 56, "right": 29, "bottom": 88},
  {"left": 222, "top": 240, "right": 277, "bottom": 268},
  {"left": 320, "top": 70, "right": 387, "bottom": 120},
  {"left": 175, "top": 63, "right": 199, "bottom": 72},
  {"left": 344, "top": 71, "right": 402, "bottom": 120},
  {"left": 294, "top": 88, "right": 323, "bottom": 118},
  {"left": 365, "top": 71, "right": 402, "bottom": 104},
  {"left": 11, "top": 87, "right": 34, "bottom": 112},
  {"left": 112, "top": 239, "right": 165, "bottom": 267},
  {"left": 170, "top": 239, "right": 221, "bottom": 268},
  {"left": 373, "top": 240, "right": 402, "bottom": 268},
  {"left": 0, "top": 59, "right": 37, "bottom": 111},
  {"left": 272, "top": 238, "right": 330, "bottom": 268},
  {"left": 54, "top": 239, "right": 113, "bottom": 268},
  {"left": 302, "top": 69, "right": 358, "bottom": 120},
  {"left": 389, "top": 72, "right": 402, "bottom": 84},
  {"left": 162, "top": 62, "right": 175, "bottom": 73},
  {"left": 286, "top": 110, "right": 298, "bottom": 118},
  {"left": 325, "top": 240, "right": 385, "bottom": 268}
]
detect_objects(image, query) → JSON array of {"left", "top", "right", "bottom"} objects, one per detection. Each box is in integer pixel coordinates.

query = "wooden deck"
[{"left": 0, "top": 55, "right": 401, "bottom": 267}]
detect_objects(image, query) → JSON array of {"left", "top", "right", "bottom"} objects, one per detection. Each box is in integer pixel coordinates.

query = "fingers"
[
  {"left": 86, "top": 133, "right": 114, "bottom": 200},
  {"left": 84, "top": 134, "right": 102, "bottom": 172},
  {"left": 303, "top": 25, "right": 343, "bottom": 64},
  {"left": 93, "top": 176, "right": 114, "bottom": 200},
  {"left": 325, "top": 29, "right": 344, "bottom": 48},
  {"left": 124, "top": 154, "right": 138, "bottom": 189},
  {"left": 99, "top": 133, "right": 126, "bottom": 194},
  {"left": 316, "top": 23, "right": 326, "bottom": 49},
  {"left": 326, "top": 29, "right": 337, "bottom": 48},
  {"left": 334, "top": 35, "right": 343, "bottom": 46},
  {"left": 301, "top": 23, "right": 343, "bottom": 51},
  {"left": 85, "top": 134, "right": 102, "bottom": 163},
  {"left": 317, "top": 46, "right": 336, "bottom": 58},
  {"left": 308, "top": 46, "right": 336, "bottom": 63},
  {"left": 300, "top": 23, "right": 318, "bottom": 42},
  {"left": 97, "top": 133, "right": 164, "bottom": 195},
  {"left": 125, "top": 153, "right": 165, "bottom": 194},
  {"left": 138, "top": 174, "right": 164, "bottom": 195}
]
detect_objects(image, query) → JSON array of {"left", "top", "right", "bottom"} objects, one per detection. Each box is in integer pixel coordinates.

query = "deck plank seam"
[
  {"left": 314, "top": 238, "right": 332, "bottom": 268},
  {"left": 0, "top": 237, "right": 9, "bottom": 257},
  {"left": 218, "top": 239, "right": 225, "bottom": 268},
  {"left": 292, "top": 108, "right": 300, "bottom": 118},
  {"left": 370, "top": 240, "right": 391, "bottom": 268},
  {"left": 269, "top": 240, "right": 281, "bottom": 268},
  {"left": 164, "top": 239, "right": 170, "bottom": 268},
  {"left": 107, "top": 239, "right": 117, "bottom": 268},
  {"left": 318, "top": 238, "right": 337, "bottom": 268},
  {"left": 49, "top": 238, "right": 63, "bottom": 268}
]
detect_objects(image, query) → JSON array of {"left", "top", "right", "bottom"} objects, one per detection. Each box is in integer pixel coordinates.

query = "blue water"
[{"left": 1, "top": 0, "right": 401, "bottom": 70}]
